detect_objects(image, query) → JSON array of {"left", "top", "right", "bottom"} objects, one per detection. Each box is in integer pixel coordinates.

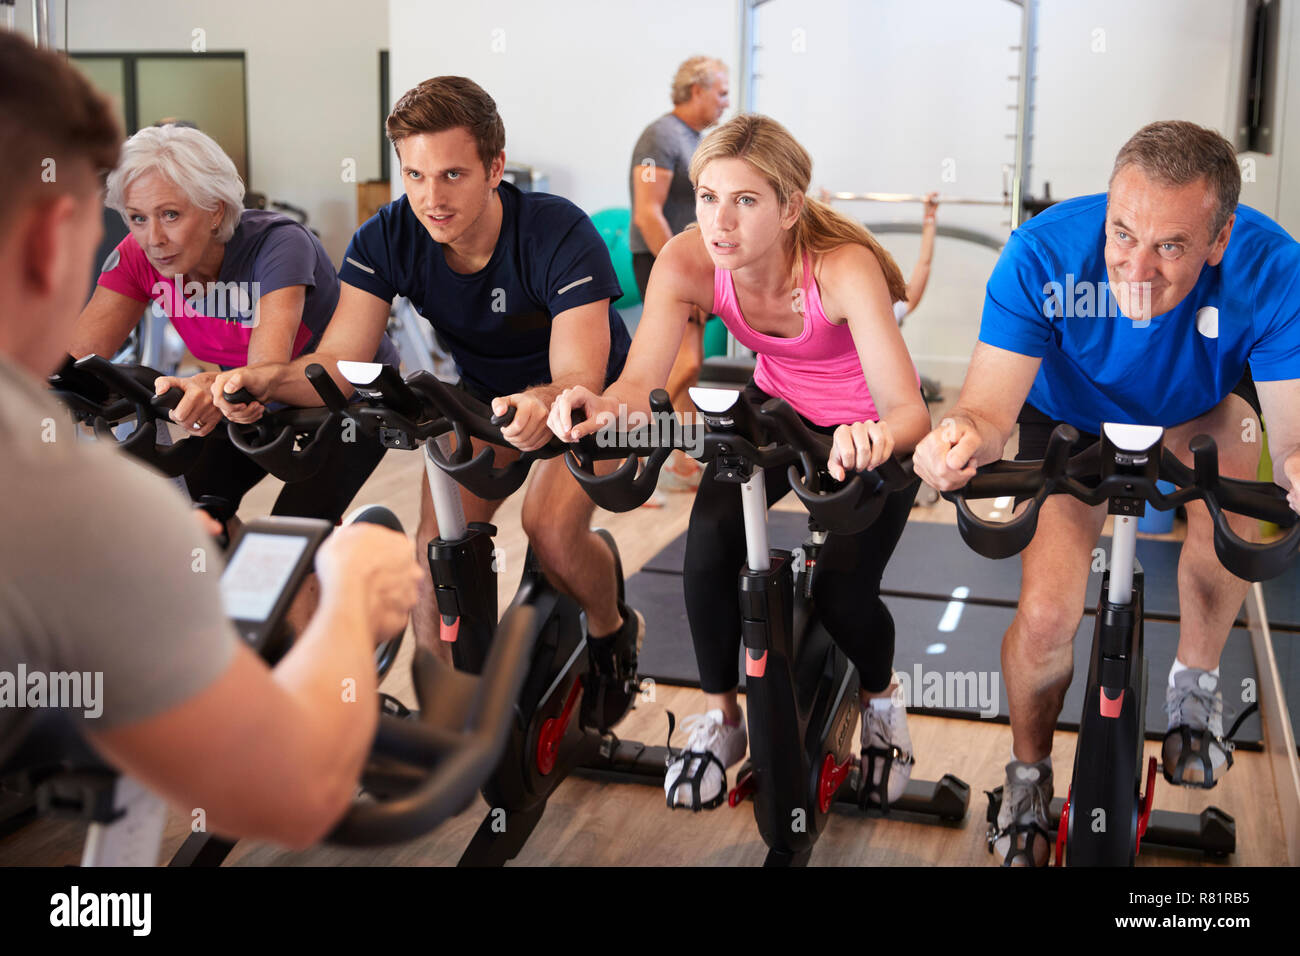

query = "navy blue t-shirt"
[
  {"left": 979, "top": 194, "right": 1300, "bottom": 430},
  {"left": 339, "top": 180, "right": 630, "bottom": 398}
]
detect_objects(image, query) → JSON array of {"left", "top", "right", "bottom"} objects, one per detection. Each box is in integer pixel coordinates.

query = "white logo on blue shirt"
[{"left": 1196, "top": 306, "right": 1219, "bottom": 339}]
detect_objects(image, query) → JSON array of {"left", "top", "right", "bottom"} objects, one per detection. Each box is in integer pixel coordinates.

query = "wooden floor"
[{"left": 0, "top": 397, "right": 1292, "bottom": 866}]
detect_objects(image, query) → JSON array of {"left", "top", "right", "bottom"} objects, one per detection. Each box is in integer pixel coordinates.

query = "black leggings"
[
  {"left": 682, "top": 389, "right": 917, "bottom": 695},
  {"left": 183, "top": 428, "right": 387, "bottom": 523}
]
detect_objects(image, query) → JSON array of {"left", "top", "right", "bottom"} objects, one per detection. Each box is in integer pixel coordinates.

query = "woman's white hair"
[{"left": 104, "top": 124, "right": 245, "bottom": 243}]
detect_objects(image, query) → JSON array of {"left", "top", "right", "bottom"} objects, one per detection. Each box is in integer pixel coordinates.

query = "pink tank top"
[{"left": 712, "top": 255, "right": 883, "bottom": 426}]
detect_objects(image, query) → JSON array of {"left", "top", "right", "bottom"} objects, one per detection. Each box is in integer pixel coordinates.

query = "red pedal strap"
[
  {"left": 1054, "top": 789, "right": 1070, "bottom": 866},
  {"left": 728, "top": 770, "right": 755, "bottom": 808},
  {"left": 1135, "top": 756, "right": 1157, "bottom": 855}
]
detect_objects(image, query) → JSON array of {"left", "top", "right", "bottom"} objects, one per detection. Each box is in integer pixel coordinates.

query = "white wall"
[
  {"left": 13, "top": 0, "right": 388, "bottom": 263},
  {"left": 1275, "top": 1, "right": 1300, "bottom": 234},
  {"left": 750, "top": 0, "right": 1296, "bottom": 386},
  {"left": 387, "top": 0, "right": 741, "bottom": 214},
  {"left": 750, "top": 0, "right": 1021, "bottom": 385},
  {"left": 18, "top": 0, "right": 1294, "bottom": 353}
]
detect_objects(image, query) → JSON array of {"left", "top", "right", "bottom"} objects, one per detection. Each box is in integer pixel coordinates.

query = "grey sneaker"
[
  {"left": 990, "top": 760, "right": 1054, "bottom": 866},
  {"left": 859, "top": 695, "right": 915, "bottom": 808},
  {"left": 1162, "top": 667, "right": 1230, "bottom": 788}
]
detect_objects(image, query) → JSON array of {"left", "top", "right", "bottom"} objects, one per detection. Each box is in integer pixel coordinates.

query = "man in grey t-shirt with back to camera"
[
  {"left": 629, "top": 55, "right": 728, "bottom": 491},
  {"left": 0, "top": 31, "right": 420, "bottom": 856}
]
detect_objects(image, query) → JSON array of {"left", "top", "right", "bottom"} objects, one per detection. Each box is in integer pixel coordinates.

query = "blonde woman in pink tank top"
[{"left": 550, "top": 115, "right": 931, "bottom": 812}]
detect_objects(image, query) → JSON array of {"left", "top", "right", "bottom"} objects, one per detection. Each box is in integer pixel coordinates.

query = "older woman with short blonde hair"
[{"left": 73, "top": 123, "right": 397, "bottom": 526}]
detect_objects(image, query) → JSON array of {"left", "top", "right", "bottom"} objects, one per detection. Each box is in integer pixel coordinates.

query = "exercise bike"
[
  {"left": 307, "top": 362, "right": 672, "bottom": 866},
  {"left": 0, "top": 506, "right": 538, "bottom": 865},
  {"left": 945, "top": 422, "right": 1300, "bottom": 865},
  {"left": 566, "top": 386, "right": 970, "bottom": 866},
  {"left": 48, "top": 355, "right": 405, "bottom": 677}
]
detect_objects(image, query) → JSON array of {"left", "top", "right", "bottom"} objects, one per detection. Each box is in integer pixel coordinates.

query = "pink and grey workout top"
[
  {"left": 97, "top": 209, "right": 398, "bottom": 369},
  {"left": 712, "top": 254, "right": 901, "bottom": 426}
]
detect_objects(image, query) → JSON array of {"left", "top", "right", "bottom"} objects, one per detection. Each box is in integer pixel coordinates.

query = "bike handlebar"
[
  {"left": 942, "top": 424, "right": 1300, "bottom": 581},
  {"left": 310, "top": 364, "right": 588, "bottom": 500},
  {"left": 223, "top": 365, "right": 344, "bottom": 483},
  {"left": 50, "top": 355, "right": 200, "bottom": 477},
  {"left": 563, "top": 388, "right": 917, "bottom": 534},
  {"left": 327, "top": 605, "right": 536, "bottom": 845},
  {"left": 51, "top": 356, "right": 347, "bottom": 483}
]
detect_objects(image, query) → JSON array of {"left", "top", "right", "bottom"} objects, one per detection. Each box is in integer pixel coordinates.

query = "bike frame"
[
  {"left": 1064, "top": 511, "right": 1149, "bottom": 865},
  {"left": 735, "top": 467, "right": 862, "bottom": 867}
]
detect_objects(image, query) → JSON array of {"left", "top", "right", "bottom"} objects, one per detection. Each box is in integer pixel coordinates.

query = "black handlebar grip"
[
  {"left": 649, "top": 388, "right": 673, "bottom": 415},
  {"left": 1190, "top": 434, "right": 1220, "bottom": 491},
  {"left": 490, "top": 404, "right": 516, "bottom": 428},
  {"left": 1043, "top": 424, "right": 1079, "bottom": 478},
  {"left": 305, "top": 363, "right": 350, "bottom": 413},
  {"left": 193, "top": 497, "right": 234, "bottom": 549},
  {"left": 875, "top": 456, "right": 913, "bottom": 488},
  {"left": 152, "top": 387, "right": 184, "bottom": 411},
  {"left": 223, "top": 387, "right": 256, "bottom": 405}
]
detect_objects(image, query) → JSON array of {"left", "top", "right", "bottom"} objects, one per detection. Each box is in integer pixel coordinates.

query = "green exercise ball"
[
  {"left": 1259, "top": 427, "right": 1280, "bottom": 538},
  {"left": 590, "top": 207, "right": 640, "bottom": 309},
  {"left": 703, "top": 316, "right": 728, "bottom": 359}
]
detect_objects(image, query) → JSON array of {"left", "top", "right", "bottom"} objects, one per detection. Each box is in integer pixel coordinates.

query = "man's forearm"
[
  {"left": 634, "top": 208, "right": 674, "bottom": 257},
  {"left": 243, "top": 354, "right": 355, "bottom": 407},
  {"left": 527, "top": 361, "right": 611, "bottom": 406},
  {"left": 272, "top": 589, "right": 380, "bottom": 769},
  {"left": 263, "top": 585, "right": 380, "bottom": 839}
]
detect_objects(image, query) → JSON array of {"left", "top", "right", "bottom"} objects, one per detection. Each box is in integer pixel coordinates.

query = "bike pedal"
[
  {"left": 727, "top": 768, "right": 755, "bottom": 808},
  {"left": 598, "top": 732, "right": 620, "bottom": 760},
  {"left": 984, "top": 786, "right": 1003, "bottom": 855}
]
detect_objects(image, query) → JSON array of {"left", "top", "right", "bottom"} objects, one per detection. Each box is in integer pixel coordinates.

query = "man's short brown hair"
[
  {"left": 1110, "top": 121, "right": 1241, "bottom": 239},
  {"left": 0, "top": 31, "right": 121, "bottom": 229},
  {"left": 385, "top": 76, "right": 505, "bottom": 173}
]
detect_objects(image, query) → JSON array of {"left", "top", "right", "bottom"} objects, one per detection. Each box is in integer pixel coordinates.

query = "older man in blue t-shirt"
[
  {"left": 221, "top": 76, "right": 642, "bottom": 733},
  {"left": 914, "top": 121, "right": 1300, "bottom": 865}
]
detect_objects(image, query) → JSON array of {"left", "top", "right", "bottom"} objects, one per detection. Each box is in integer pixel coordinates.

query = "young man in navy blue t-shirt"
[
  {"left": 219, "top": 77, "right": 641, "bottom": 732},
  {"left": 913, "top": 121, "right": 1300, "bottom": 865}
]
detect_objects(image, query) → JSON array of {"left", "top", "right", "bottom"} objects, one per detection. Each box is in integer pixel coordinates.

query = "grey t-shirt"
[
  {"left": 628, "top": 113, "right": 702, "bottom": 254},
  {"left": 0, "top": 357, "right": 236, "bottom": 763}
]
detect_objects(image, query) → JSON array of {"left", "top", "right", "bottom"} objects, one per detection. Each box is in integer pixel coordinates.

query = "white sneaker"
[
  {"left": 657, "top": 449, "right": 703, "bottom": 492},
  {"left": 664, "top": 709, "right": 748, "bottom": 810},
  {"left": 860, "top": 692, "right": 915, "bottom": 808},
  {"left": 639, "top": 489, "right": 668, "bottom": 509}
]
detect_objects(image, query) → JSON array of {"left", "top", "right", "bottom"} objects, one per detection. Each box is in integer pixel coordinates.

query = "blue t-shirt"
[
  {"left": 979, "top": 193, "right": 1300, "bottom": 430},
  {"left": 339, "top": 180, "right": 630, "bottom": 398}
]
